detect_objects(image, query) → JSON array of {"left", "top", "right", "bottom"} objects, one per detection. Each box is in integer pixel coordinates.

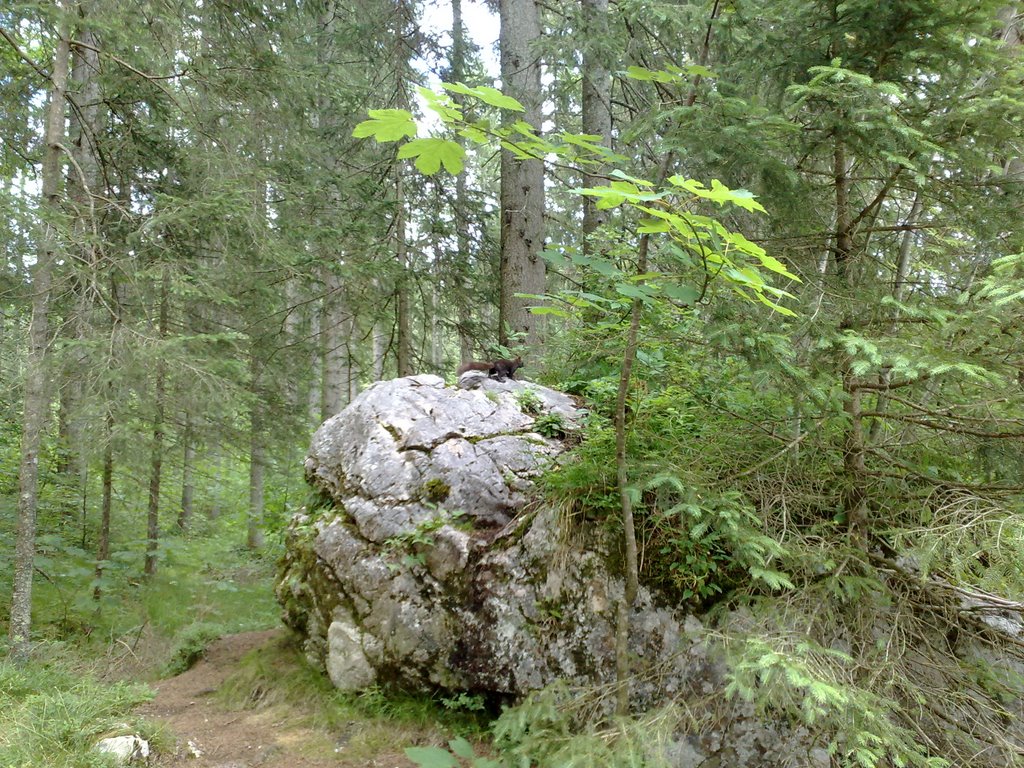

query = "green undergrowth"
[
  {"left": 542, "top": 380, "right": 793, "bottom": 606},
  {"left": 535, "top": 357, "right": 1024, "bottom": 766},
  {"left": 0, "top": 643, "right": 165, "bottom": 768},
  {"left": 0, "top": 510, "right": 280, "bottom": 672},
  {"left": 216, "top": 633, "right": 491, "bottom": 762},
  {"left": 405, "top": 682, "right": 697, "bottom": 768},
  {"left": 0, "top": 504, "right": 283, "bottom": 766}
]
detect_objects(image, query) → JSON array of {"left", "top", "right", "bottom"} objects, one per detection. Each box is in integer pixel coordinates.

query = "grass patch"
[
  {"left": 0, "top": 643, "right": 163, "bottom": 768},
  {"left": 101, "top": 532, "right": 282, "bottom": 643}
]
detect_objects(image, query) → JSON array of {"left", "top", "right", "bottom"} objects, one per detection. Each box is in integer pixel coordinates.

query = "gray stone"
[
  {"left": 277, "top": 375, "right": 820, "bottom": 767},
  {"left": 326, "top": 614, "right": 377, "bottom": 691},
  {"left": 96, "top": 735, "right": 150, "bottom": 765}
]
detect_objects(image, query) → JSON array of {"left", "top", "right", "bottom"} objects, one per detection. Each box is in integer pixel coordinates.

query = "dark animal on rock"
[{"left": 457, "top": 356, "right": 524, "bottom": 382}]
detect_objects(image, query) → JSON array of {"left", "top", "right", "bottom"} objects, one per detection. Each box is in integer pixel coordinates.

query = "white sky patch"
[
  {"left": 418, "top": 0, "right": 500, "bottom": 78},
  {"left": 405, "top": 4, "right": 501, "bottom": 253},
  {"left": 412, "top": 0, "right": 498, "bottom": 135}
]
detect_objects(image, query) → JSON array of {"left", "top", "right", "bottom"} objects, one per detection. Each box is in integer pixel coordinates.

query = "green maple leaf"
[
  {"left": 443, "top": 81, "right": 525, "bottom": 111},
  {"left": 352, "top": 109, "right": 416, "bottom": 142},
  {"left": 398, "top": 138, "right": 465, "bottom": 175}
]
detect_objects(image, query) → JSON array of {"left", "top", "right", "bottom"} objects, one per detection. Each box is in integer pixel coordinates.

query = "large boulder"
[{"left": 276, "top": 374, "right": 822, "bottom": 766}]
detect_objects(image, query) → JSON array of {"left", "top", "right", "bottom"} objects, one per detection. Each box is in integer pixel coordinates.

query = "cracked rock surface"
[{"left": 302, "top": 374, "right": 563, "bottom": 537}]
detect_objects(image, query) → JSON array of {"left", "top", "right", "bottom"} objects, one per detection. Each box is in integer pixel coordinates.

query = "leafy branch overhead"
[{"left": 353, "top": 71, "right": 800, "bottom": 317}]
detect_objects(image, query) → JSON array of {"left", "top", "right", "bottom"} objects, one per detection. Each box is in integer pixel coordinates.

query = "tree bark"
[
  {"left": 842, "top": 370, "right": 868, "bottom": 537},
  {"left": 452, "top": 0, "right": 474, "bottom": 362},
  {"left": 394, "top": 7, "right": 413, "bottom": 377},
  {"left": 868, "top": 190, "right": 924, "bottom": 443},
  {"left": 144, "top": 268, "right": 169, "bottom": 577},
  {"left": 209, "top": 450, "right": 223, "bottom": 520},
  {"left": 610, "top": 4, "right": 720, "bottom": 712},
  {"left": 613, "top": 234, "right": 647, "bottom": 715},
  {"left": 248, "top": 351, "right": 265, "bottom": 550},
  {"left": 430, "top": 229, "right": 442, "bottom": 370},
  {"left": 308, "top": 303, "right": 323, "bottom": 424},
  {"left": 499, "top": 0, "right": 545, "bottom": 348},
  {"left": 58, "top": 3, "right": 102, "bottom": 498},
  {"left": 283, "top": 278, "right": 303, "bottom": 411},
  {"left": 310, "top": 0, "right": 355, "bottom": 417},
  {"left": 833, "top": 138, "right": 853, "bottom": 280},
  {"left": 832, "top": 134, "right": 869, "bottom": 538},
  {"left": 178, "top": 412, "right": 195, "bottom": 531},
  {"left": 94, "top": 400, "right": 113, "bottom": 601},
  {"left": 372, "top": 278, "right": 388, "bottom": 381},
  {"left": 9, "top": 11, "right": 71, "bottom": 651},
  {"left": 395, "top": 164, "right": 413, "bottom": 376},
  {"left": 581, "top": 0, "right": 612, "bottom": 251},
  {"left": 322, "top": 267, "right": 353, "bottom": 418}
]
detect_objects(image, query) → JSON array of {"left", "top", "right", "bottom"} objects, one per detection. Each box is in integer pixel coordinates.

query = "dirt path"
[{"left": 140, "top": 629, "right": 412, "bottom": 768}]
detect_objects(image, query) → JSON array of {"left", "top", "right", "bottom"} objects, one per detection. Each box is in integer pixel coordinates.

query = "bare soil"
[{"left": 139, "top": 629, "right": 415, "bottom": 768}]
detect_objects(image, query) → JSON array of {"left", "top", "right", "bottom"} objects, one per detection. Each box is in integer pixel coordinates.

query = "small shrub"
[
  {"left": 382, "top": 512, "right": 466, "bottom": 571},
  {"left": 515, "top": 389, "right": 543, "bottom": 415},
  {"left": 440, "top": 691, "right": 487, "bottom": 713},
  {"left": 540, "top": 418, "right": 619, "bottom": 521},
  {"left": 163, "top": 622, "right": 223, "bottom": 676},
  {"left": 639, "top": 481, "right": 793, "bottom": 603},
  {"left": 406, "top": 682, "right": 681, "bottom": 768},
  {"left": 532, "top": 412, "right": 566, "bottom": 439}
]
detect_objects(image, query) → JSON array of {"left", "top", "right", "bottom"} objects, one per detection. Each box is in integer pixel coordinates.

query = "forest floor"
[{"left": 139, "top": 629, "right": 417, "bottom": 768}]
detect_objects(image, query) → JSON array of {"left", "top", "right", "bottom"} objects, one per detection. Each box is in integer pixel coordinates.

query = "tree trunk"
[
  {"left": 893, "top": 192, "right": 923, "bottom": 301},
  {"left": 372, "top": 279, "right": 388, "bottom": 381},
  {"left": 94, "top": 401, "right": 113, "bottom": 601},
  {"left": 322, "top": 268, "right": 353, "bottom": 418},
  {"left": 832, "top": 134, "right": 868, "bottom": 538},
  {"left": 499, "top": 0, "right": 545, "bottom": 348},
  {"left": 451, "top": 0, "right": 474, "bottom": 362},
  {"left": 833, "top": 139, "right": 853, "bottom": 280},
  {"left": 308, "top": 303, "right": 323, "bottom": 425},
  {"left": 395, "top": 168, "right": 412, "bottom": 376},
  {"left": 9, "top": 13, "right": 71, "bottom": 651},
  {"left": 58, "top": 3, "right": 102, "bottom": 496},
  {"left": 581, "top": 0, "right": 612, "bottom": 251},
  {"left": 842, "top": 369, "right": 868, "bottom": 537},
  {"left": 144, "top": 268, "right": 170, "bottom": 577},
  {"left": 313, "top": 2, "right": 355, "bottom": 415},
  {"left": 613, "top": 234, "right": 647, "bottom": 715},
  {"left": 283, "top": 278, "right": 303, "bottom": 411},
  {"left": 610, "top": 5, "right": 720, "bottom": 711},
  {"left": 56, "top": 393, "right": 73, "bottom": 477},
  {"left": 393, "top": 11, "right": 413, "bottom": 377},
  {"left": 209, "top": 450, "right": 223, "bottom": 520},
  {"left": 868, "top": 190, "right": 924, "bottom": 442},
  {"left": 178, "top": 412, "right": 195, "bottom": 531},
  {"left": 248, "top": 411, "right": 265, "bottom": 550},
  {"left": 430, "top": 266, "right": 441, "bottom": 370},
  {"left": 248, "top": 352, "right": 265, "bottom": 550}
]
